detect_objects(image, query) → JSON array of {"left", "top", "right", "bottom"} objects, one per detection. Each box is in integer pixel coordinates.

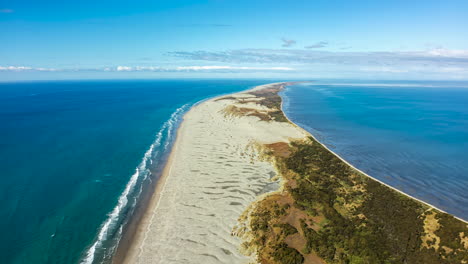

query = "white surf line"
[
  {"left": 163, "top": 104, "right": 188, "bottom": 149},
  {"left": 135, "top": 111, "right": 184, "bottom": 261},
  {"left": 280, "top": 83, "right": 468, "bottom": 224},
  {"left": 132, "top": 103, "right": 191, "bottom": 261},
  {"left": 133, "top": 104, "right": 188, "bottom": 205},
  {"left": 82, "top": 161, "right": 148, "bottom": 264},
  {"left": 81, "top": 104, "right": 189, "bottom": 264},
  {"left": 133, "top": 89, "right": 258, "bottom": 261}
]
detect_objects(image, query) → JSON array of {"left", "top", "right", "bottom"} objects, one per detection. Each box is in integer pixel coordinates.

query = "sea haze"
[
  {"left": 0, "top": 79, "right": 268, "bottom": 264},
  {"left": 282, "top": 80, "right": 468, "bottom": 220}
]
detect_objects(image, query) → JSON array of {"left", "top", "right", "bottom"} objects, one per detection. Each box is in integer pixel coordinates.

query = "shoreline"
[
  {"left": 121, "top": 82, "right": 467, "bottom": 263},
  {"left": 121, "top": 82, "right": 308, "bottom": 263},
  {"left": 112, "top": 124, "right": 179, "bottom": 264},
  {"left": 304, "top": 131, "right": 468, "bottom": 224},
  {"left": 117, "top": 84, "right": 281, "bottom": 263},
  {"left": 118, "top": 103, "right": 190, "bottom": 263},
  {"left": 278, "top": 85, "right": 468, "bottom": 224},
  {"left": 113, "top": 86, "right": 266, "bottom": 263}
]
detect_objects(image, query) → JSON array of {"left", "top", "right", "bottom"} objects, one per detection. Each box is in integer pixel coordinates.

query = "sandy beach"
[
  {"left": 122, "top": 83, "right": 308, "bottom": 263},
  {"left": 122, "top": 82, "right": 468, "bottom": 264}
]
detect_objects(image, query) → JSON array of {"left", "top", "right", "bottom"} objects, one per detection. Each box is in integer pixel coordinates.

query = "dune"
[{"left": 123, "top": 83, "right": 307, "bottom": 264}]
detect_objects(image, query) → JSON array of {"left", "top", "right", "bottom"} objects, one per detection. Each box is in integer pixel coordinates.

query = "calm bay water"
[
  {"left": 282, "top": 81, "right": 468, "bottom": 220},
  {"left": 0, "top": 80, "right": 267, "bottom": 264}
]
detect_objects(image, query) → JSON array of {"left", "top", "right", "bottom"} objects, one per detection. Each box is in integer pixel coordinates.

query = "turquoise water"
[
  {"left": 2, "top": 79, "right": 467, "bottom": 264},
  {"left": 282, "top": 81, "right": 468, "bottom": 220},
  {"left": 0, "top": 80, "right": 268, "bottom": 264}
]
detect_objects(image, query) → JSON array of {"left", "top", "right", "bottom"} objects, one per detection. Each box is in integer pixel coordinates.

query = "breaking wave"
[{"left": 81, "top": 104, "right": 189, "bottom": 264}]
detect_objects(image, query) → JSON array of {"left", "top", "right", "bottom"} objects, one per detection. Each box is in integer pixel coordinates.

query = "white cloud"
[
  {"left": 176, "top": 66, "right": 231, "bottom": 70},
  {"left": 426, "top": 48, "right": 468, "bottom": 58},
  {"left": 169, "top": 49, "right": 468, "bottom": 76},
  {"left": 438, "top": 67, "right": 468, "bottom": 73},
  {"left": 116, "top": 66, "right": 164, "bottom": 71},
  {"left": 0, "top": 66, "right": 32, "bottom": 71},
  {"left": 281, "top": 38, "right": 296, "bottom": 48},
  {"left": 0, "top": 66, "right": 57, "bottom": 72},
  {"left": 360, "top": 66, "right": 409, "bottom": 73},
  {"left": 305, "top": 41, "right": 329, "bottom": 49},
  {"left": 0, "top": 65, "right": 294, "bottom": 73},
  {"left": 114, "top": 65, "right": 294, "bottom": 72},
  {"left": 116, "top": 66, "right": 133, "bottom": 71},
  {"left": 36, "top": 67, "right": 58, "bottom": 72},
  {"left": 175, "top": 66, "right": 293, "bottom": 71}
]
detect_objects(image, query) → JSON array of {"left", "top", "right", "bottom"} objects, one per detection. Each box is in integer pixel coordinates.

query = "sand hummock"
[{"left": 122, "top": 83, "right": 307, "bottom": 264}]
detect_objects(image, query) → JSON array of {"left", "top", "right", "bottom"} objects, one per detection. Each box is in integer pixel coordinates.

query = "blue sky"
[{"left": 1, "top": 0, "right": 468, "bottom": 81}]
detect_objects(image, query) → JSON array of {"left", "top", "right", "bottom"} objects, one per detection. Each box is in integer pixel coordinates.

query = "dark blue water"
[
  {"left": 282, "top": 81, "right": 468, "bottom": 220},
  {"left": 0, "top": 79, "right": 268, "bottom": 264}
]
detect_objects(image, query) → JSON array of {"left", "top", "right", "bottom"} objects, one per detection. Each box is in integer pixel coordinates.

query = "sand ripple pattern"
[{"left": 126, "top": 89, "right": 306, "bottom": 264}]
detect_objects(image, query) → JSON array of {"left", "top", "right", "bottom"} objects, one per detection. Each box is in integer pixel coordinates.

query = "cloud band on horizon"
[{"left": 0, "top": 65, "right": 295, "bottom": 73}]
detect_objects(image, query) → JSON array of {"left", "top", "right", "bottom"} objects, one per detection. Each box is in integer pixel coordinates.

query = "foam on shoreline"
[{"left": 81, "top": 104, "right": 189, "bottom": 264}]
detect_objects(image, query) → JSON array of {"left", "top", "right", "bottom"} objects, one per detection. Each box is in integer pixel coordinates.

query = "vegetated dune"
[{"left": 125, "top": 82, "right": 468, "bottom": 264}]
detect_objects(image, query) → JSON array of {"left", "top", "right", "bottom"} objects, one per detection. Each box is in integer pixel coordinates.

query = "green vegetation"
[
  {"left": 274, "top": 223, "right": 298, "bottom": 236},
  {"left": 272, "top": 243, "right": 304, "bottom": 264},
  {"left": 248, "top": 88, "right": 283, "bottom": 109},
  {"left": 269, "top": 110, "right": 288, "bottom": 122},
  {"left": 268, "top": 137, "right": 468, "bottom": 263},
  {"left": 219, "top": 83, "right": 291, "bottom": 122},
  {"left": 236, "top": 84, "right": 468, "bottom": 264},
  {"left": 246, "top": 85, "right": 288, "bottom": 122}
]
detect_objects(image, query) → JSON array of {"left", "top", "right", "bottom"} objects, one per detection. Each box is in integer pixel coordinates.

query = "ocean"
[
  {"left": 282, "top": 80, "right": 468, "bottom": 220},
  {"left": 0, "top": 80, "right": 268, "bottom": 264},
  {"left": 1, "top": 79, "right": 467, "bottom": 264}
]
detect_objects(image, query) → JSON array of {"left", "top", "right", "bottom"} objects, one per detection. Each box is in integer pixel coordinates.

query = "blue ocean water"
[
  {"left": 0, "top": 80, "right": 268, "bottom": 264},
  {"left": 282, "top": 81, "right": 468, "bottom": 220}
]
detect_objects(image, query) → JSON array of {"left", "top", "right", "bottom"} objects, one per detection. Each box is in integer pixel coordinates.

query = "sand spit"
[{"left": 123, "top": 83, "right": 307, "bottom": 264}]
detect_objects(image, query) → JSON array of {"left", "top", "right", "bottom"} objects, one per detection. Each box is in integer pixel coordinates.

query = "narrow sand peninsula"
[
  {"left": 123, "top": 83, "right": 308, "bottom": 263},
  {"left": 124, "top": 82, "right": 468, "bottom": 264}
]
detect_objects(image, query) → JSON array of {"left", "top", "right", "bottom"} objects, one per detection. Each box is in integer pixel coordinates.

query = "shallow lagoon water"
[{"left": 282, "top": 81, "right": 468, "bottom": 220}]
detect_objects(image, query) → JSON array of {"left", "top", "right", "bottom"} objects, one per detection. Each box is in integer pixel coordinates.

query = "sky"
[{"left": 1, "top": 0, "right": 468, "bottom": 81}]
